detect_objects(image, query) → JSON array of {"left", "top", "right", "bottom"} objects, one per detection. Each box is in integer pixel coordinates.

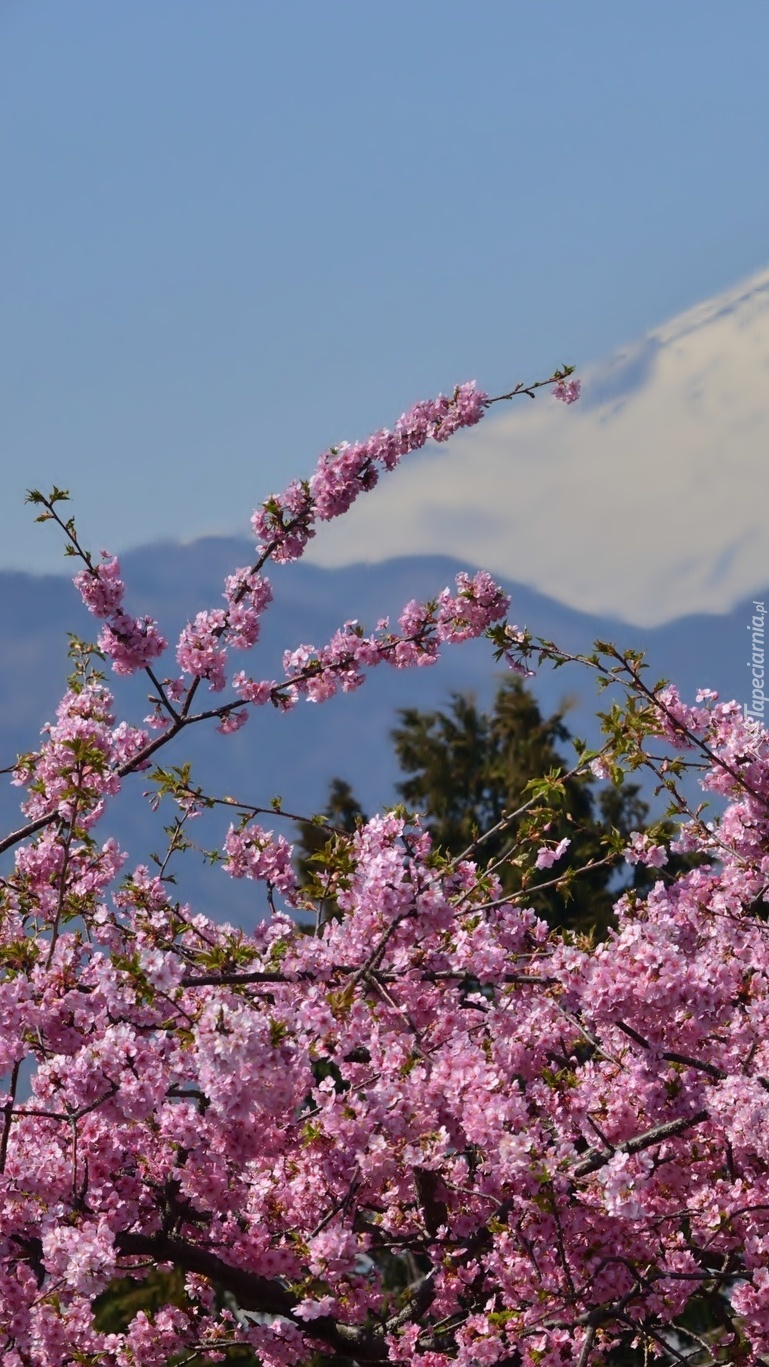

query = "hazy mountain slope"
[{"left": 0, "top": 541, "right": 756, "bottom": 927}]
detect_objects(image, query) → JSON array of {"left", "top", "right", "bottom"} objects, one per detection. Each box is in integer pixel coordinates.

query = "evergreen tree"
[
  {"left": 298, "top": 678, "right": 685, "bottom": 938},
  {"left": 295, "top": 777, "right": 367, "bottom": 928},
  {"left": 391, "top": 677, "right": 653, "bottom": 935}
]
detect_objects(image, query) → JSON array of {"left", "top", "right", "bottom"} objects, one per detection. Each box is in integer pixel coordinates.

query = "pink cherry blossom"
[
  {"left": 624, "top": 830, "right": 668, "bottom": 867},
  {"left": 98, "top": 611, "right": 167, "bottom": 676},
  {"left": 552, "top": 377, "right": 581, "bottom": 404},
  {"left": 73, "top": 552, "right": 125, "bottom": 617},
  {"left": 535, "top": 835, "right": 571, "bottom": 868},
  {"left": 35, "top": 371, "right": 769, "bottom": 1367},
  {"left": 251, "top": 381, "right": 488, "bottom": 564}
]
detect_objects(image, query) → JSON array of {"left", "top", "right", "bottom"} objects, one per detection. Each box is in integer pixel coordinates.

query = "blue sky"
[{"left": 2, "top": 1, "right": 769, "bottom": 578}]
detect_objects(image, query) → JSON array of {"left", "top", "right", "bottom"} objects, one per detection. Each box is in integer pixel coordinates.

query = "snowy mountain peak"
[{"left": 308, "top": 267, "right": 769, "bottom": 627}]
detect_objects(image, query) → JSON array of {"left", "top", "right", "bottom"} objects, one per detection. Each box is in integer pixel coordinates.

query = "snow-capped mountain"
[{"left": 307, "top": 267, "right": 769, "bottom": 626}]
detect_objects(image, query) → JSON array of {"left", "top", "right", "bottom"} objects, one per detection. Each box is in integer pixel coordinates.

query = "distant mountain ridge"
[{"left": 1, "top": 540, "right": 759, "bottom": 926}]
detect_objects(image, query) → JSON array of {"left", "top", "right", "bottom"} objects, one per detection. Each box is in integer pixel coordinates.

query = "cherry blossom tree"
[{"left": 3, "top": 368, "right": 769, "bottom": 1367}]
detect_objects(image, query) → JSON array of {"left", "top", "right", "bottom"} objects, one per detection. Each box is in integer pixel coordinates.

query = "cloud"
[{"left": 306, "top": 265, "right": 769, "bottom": 626}]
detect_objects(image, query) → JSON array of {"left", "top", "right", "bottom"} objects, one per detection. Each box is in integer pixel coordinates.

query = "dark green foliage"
[
  {"left": 93, "top": 1269, "right": 186, "bottom": 1335},
  {"left": 298, "top": 679, "right": 696, "bottom": 938},
  {"left": 295, "top": 778, "right": 366, "bottom": 884},
  {"left": 294, "top": 779, "right": 367, "bottom": 927},
  {"left": 390, "top": 678, "right": 647, "bottom": 935},
  {"left": 94, "top": 1269, "right": 260, "bottom": 1364}
]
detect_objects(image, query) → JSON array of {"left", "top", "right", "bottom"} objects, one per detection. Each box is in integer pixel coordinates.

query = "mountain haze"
[{"left": 0, "top": 542, "right": 758, "bottom": 927}]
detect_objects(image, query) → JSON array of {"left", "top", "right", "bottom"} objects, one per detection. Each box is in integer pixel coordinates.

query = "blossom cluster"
[
  {"left": 68, "top": 381, "right": 535, "bottom": 734},
  {"left": 624, "top": 829, "right": 668, "bottom": 867},
  {"left": 3, "top": 692, "right": 769, "bottom": 1367},
  {"left": 232, "top": 570, "right": 511, "bottom": 712},
  {"left": 553, "top": 377, "right": 581, "bottom": 404},
  {"left": 12, "top": 682, "right": 148, "bottom": 824},
  {"left": 223, "top": 820, "right": 298, "bottom": 899},
  {"left": 175, "top": 569, "right": 275, "bottom": 694},
  {"left": 251, "top": 381, "right": 488, "bottom": 564},
  {"left": 74, "top": 554, "right": 167, "bottom": 676},
  {"left": 26, "top": 371, "right": 769, "bottom": 1365}
]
